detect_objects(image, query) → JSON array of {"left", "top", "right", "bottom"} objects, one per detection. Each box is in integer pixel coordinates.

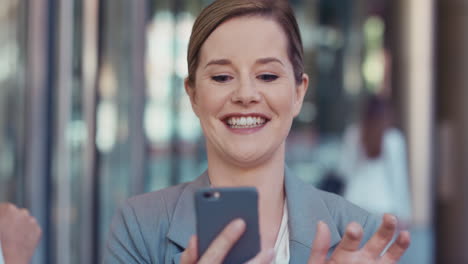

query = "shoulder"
[
  {"left": 104, "top": 182, "right": 192, "bottom": 262},
  {"left": 123, "top": 182, "right": 190, "bottom": 226},
  {"left": 285, "top": 166, "right": 379, "bottom": 245},
  {"left": 384, "top": 128, "right": 407, "bottom": 154},
  {"left": 315, "top": 189, "right": 380, "bottom": 242},
  {"left": 385, "top": 128, "right": 406, "bottom": 146},
  {"left": 316, "top": 189, "right": 377, "bottom": 225},
  {"left": 343, "top": 124, "right": 360, "bottom": 140}
]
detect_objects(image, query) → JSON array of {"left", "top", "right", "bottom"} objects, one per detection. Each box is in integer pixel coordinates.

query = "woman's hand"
[
  {"left": 180, "top": 219, "right": 275, "bottom": 264},
  {"left": 308, "top": 214, "right": 411, "bottom": 264},
  {"left": 0, "top": 203, "right": 42, "bottom": 264}
]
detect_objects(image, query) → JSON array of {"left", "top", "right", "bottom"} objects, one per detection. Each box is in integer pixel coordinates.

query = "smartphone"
[{"left": 195, "top": 187, "right": 260, "bottom": 264}]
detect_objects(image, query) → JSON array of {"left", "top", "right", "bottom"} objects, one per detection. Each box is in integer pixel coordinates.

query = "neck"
[
  {"left": 206, "top": 143, "right": 286, "bottom": 249},
  {"left": 207, "top": 142, "right": 285, "bottom": 194}
]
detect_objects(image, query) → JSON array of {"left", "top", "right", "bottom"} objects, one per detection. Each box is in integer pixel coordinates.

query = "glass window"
[{"left": 0, "top": 0, "right": 27, "bottom": 205}]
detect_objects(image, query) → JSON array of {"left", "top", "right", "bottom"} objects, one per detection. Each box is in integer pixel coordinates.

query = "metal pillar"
[
  {"left": 25, "top": 0, "right": 51, "bottom": 263},
  {"left": 81, "top": 0, "right": 99, "bottom": 262}
]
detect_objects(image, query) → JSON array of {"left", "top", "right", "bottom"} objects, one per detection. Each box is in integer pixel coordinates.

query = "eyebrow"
[
  {"left": 204, "top": 57, "right": 285, "bottom": 69},
  {"left": 205, "top": 59, "right": 232, "bottom": 68},
  {"left": 256, "top": 57, "right": 284, "bottom": 66}
]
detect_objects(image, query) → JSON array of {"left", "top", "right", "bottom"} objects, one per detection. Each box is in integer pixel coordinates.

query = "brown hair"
[{"left": 187, "top": 0, "right": 304, "bottom": 86}]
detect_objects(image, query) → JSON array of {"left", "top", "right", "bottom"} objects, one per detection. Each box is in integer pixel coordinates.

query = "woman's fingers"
[
  {"left": 308, "top": 221, "right": 331, "bottom": 264},
  {"left": 334, "top": 222, "right": 363, "bottom": 253},
  {"left": 180, "top": 236, "right": 198, "bottom": 264},
  {"left": 306, "top": 215, "right": 410, "bottom": 264},
  {"left": 198, "top": 218, "right": 246, "bottom": 264},
  {"left": 245, "top": 248, "right": 276, "bottom": 264},
  {"left": 379, "top": 231, "right": 411, "bottom": 263},
  {"left": 362, "top": 214, "right": 397, "bottom": 258}
]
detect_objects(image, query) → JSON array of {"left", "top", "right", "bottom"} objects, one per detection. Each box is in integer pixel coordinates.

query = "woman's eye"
[
  {"left": 211, "top": 75, "right": 233, "bottom": 83},
  {"left": 258, "top": 74, "right": 278, "bottom": 82}
]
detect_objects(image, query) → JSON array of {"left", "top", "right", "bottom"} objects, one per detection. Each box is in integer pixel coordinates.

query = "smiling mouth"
[{"left": 223, "top": 115, "right": 270, "bottom": 129}]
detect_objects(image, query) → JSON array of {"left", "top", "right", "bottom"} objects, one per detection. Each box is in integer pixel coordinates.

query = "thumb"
[
  {"left": 180, "top": 235, "right": 198, "bottom": 264},
  {"left": 308, "top": 221, "right": 331, "bottom": 264}
]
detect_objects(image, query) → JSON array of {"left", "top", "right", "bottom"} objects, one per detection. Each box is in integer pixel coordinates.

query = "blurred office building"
[{"left": 0, "top": 0, "right": 467, "bottom": 263}]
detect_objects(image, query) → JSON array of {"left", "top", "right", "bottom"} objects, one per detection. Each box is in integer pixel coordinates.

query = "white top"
[
  {"left": 338, "top": 125, "right": 412, "bottom": 222},
  {"left": 0, "top": 240, "right": 4, "bottom": 264},
  {"left": 273, "top": 202, "right": 290, "bottom": 264}
]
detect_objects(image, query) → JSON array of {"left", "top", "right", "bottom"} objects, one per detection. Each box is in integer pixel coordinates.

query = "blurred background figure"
[
  {"left": 338, "top": 95, "right": 412, "bottom": 227},
  {"left": 0, "top": 203, "right": 42, "bottom": 264}
]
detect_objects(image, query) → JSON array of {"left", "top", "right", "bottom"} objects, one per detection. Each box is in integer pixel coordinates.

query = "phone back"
[{"left": 195, "top": 187, "right": 260, "bottom": 264}]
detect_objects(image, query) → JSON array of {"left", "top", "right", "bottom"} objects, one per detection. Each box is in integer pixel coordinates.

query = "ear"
[
  {"left": 292, "top": 73, "right": 309, "bottom": 117},
  {"left": 185, "top": 78, "right": 199, "bottom": 117}
]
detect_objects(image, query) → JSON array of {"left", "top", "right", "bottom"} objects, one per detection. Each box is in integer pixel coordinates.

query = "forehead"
[{"left": 199, "top": 16, "right": 289, "bottom": 63}]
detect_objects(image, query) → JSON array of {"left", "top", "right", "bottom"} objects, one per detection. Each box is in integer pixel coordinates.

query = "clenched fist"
[{"left": 0, "top": 203, "right": 42, "bottom": 264}]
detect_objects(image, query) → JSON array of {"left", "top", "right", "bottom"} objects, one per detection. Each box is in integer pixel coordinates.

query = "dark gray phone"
[{"left": 195, "top": 187, "right": 260, "bottom": 264}]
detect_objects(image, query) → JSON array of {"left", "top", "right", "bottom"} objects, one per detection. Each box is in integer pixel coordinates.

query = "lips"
[{"left": 221, "top": 113, "right": 271, "bottom": 129}]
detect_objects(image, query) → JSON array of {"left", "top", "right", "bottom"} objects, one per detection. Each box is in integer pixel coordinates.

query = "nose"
[{"left": 231, "top": 77, "right": 261, "bottom": 105}]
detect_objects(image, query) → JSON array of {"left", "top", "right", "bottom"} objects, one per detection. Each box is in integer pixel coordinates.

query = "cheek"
[
  {"left": 271, "top": 87, "right": 297, "bottom": 114},
  {"left": 196, "top": 86, "right": 228, "bottom": 118}
]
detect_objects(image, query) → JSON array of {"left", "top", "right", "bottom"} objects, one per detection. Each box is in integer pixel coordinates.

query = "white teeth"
[
  {"left": 240, "top": 117, "right": 246, "bottom": 125},
  {"left": 225, "top": 116, "right": 267, "bottom": 128}
]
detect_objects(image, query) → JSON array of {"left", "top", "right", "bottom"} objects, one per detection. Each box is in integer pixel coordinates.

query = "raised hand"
[
  {"left": 0, "top": 203, "right": 42, "bottom": 264},
  {"left": 180, "top": 219, "right": 275, "bottom": 264},
  {"left": 308, "top": 214, "right": 411, "bottom": 264}
]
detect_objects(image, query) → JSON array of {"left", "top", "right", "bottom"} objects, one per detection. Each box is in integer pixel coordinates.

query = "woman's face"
[{"left": 186, "top": 16, "right": 308, "bottom": 167}]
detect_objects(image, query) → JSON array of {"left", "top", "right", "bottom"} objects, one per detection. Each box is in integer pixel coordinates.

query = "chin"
[{"left": 227, "top": 150, "right": 273, "bottom": 168}]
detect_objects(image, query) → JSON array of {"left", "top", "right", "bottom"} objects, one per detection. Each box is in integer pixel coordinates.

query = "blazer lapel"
[
  {"left": 166, "top": 167, "right": 343, "bottom": 262},
  {"left": 285, "top": 166, "right": 342, "bottom": 262},
  {"left": 166, "top": 171, "right": 210, "bottom": 250}
]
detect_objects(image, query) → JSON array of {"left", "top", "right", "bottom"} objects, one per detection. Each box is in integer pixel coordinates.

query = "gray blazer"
[{"left": 103, "top": 167, "right": 379, "bottom": 263}]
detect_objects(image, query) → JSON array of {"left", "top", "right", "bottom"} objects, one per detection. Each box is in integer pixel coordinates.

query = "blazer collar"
[
  {"left": 284, "top": 166, "right": 342, "bottom": 261},
  {"left": 166, "top": 166, "right": 342, "bottom": 257},
  {"left": 166, "top": 170, "right": 210, "bottom": 249}
]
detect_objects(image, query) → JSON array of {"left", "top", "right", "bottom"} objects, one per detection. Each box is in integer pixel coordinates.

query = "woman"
[{"left": 103, "top": 0, "right": 410, "bottom": 263}]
